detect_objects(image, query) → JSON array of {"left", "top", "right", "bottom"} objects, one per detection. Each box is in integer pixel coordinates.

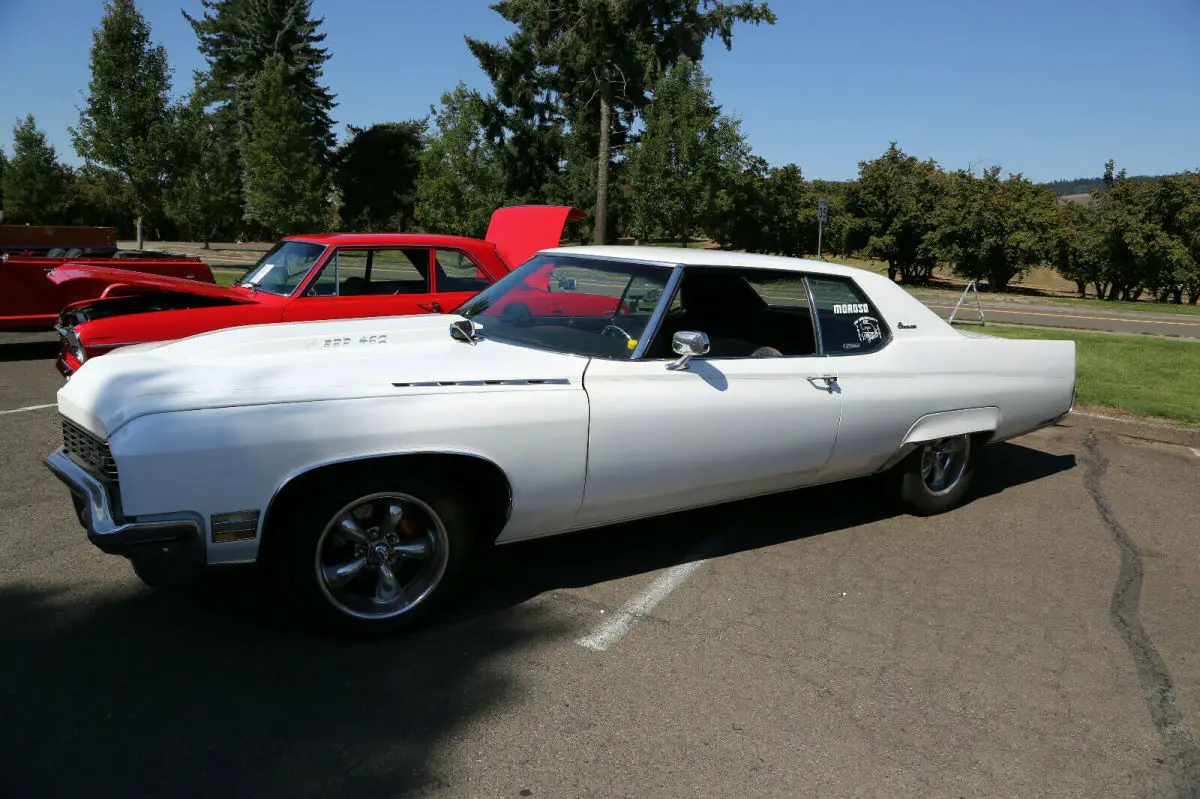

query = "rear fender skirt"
[
  {"left": 901, "top": 407, "right": 1000, "bottom": 446},
  {"left": 875, "top": 407, "right": 1001, "bottom": 473}
]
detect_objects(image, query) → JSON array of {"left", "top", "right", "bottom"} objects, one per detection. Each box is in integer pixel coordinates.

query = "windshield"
[
  {"left": 455, "top": 254, "right": 674, "bottom": 359},
  {"left": 236, "top": 241, "right": 327, "bottom": 295}
]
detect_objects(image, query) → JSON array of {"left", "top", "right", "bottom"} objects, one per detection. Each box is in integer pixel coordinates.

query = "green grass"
[
  {"left": 979, "top": 325, "right": 1200, "bottom": 424},
  {"left": 212, "top": 267, "right": 244, "bottom": 287}
]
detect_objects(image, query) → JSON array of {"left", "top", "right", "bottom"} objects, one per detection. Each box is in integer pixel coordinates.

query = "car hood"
[
  {"left": 57, "top": 314, "right": 588, "bottom": 437},
  {"left": 49, "top": 264, "right": 250, "bottom": 303}
]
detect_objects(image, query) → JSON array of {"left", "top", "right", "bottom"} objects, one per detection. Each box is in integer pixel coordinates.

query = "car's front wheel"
[
  {"left": 284, "top": 473, "right": 476, "bottom": 635},
  {"left": 897, "top": 434, "right": 977, "bottom": 515}
]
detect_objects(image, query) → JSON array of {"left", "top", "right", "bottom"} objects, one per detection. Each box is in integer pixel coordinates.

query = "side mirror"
[
  {"left": 666, "top": 330, "right": 710, "bottom": 371},
  {"left": 449, "top": 318, "right": 478, "bottom": 345}
]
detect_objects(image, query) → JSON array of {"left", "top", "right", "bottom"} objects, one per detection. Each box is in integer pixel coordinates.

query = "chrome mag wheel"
[
  {"left": 314, "top": 492, "right": 450, "bottom": 620},
  {"left": 919, "top": 435, "right": 971, "bottom": 496}
]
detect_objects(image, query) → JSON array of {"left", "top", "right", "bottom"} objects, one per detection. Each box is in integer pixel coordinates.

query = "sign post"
[{"left": 816, "top": 197, "right": 828, "bottom": 260}]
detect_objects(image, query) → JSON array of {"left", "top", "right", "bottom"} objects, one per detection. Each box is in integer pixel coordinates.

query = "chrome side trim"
[
  {"left": 631, "top": 265, "right": 684, "bottom": 360},
  {"left": 391, "top": 378, "right": 571, "bottom": 388}
]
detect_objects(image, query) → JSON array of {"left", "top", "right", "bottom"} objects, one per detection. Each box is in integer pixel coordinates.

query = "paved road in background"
[
  {"left": 912, "top": 293, "right": 1200, "bottom": 339},
  {"left": 2, "top": 341, "right": 1199, "bottom": 797}
]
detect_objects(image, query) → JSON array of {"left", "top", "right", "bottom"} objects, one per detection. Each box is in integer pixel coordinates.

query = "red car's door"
[{"left": 283, "top": 247, "right": 434, "bottom": 322}]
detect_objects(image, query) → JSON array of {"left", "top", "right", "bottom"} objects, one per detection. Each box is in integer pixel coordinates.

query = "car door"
[
  {"left": 575, "top": 266, "right": 843, "bottom": 528},
  {"left": 283, "top": 247, "right": 433, "bottom": 322}
]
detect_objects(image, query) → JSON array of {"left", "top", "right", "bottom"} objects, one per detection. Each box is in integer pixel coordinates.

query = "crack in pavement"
[{"left": 1081, "top": 432, "right": 1200, "bottom": 798}]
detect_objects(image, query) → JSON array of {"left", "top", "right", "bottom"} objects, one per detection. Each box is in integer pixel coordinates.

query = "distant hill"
[{"left": 1042, "top": 174, "right": 1169, "bottom": 196}]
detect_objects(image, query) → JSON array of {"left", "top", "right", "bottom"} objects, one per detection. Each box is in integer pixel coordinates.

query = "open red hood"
[
  {"left": 47, "top": 264, "right": 251, "bottom": 302},
  {"left": 485, "top": 205, "right": 587, "bottom": 270}
]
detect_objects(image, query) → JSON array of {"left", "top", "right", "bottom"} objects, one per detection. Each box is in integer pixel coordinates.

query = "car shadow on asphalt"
[
  {"left": 0, "top": 440, "right": 1074, "bottom": 798},
  {"left": 0, "top": 336, "right": 59, "bottom": 362},
  {"left": 447, "top": 439, "right": 1078, "bottom": 621}
]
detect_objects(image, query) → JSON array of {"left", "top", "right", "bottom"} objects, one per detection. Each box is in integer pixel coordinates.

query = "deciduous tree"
[
  {"left": 71, "top": 0, "right": 173, "bottom": 248},
  {"left": 844, "top": 142, "right": 944, "bottom": 284},
  {"left": 414, "top": 83, "right": 507, "bottom": 239},
  {"left": 930, "top": 166, "right": 1057, "bottom": 292}
]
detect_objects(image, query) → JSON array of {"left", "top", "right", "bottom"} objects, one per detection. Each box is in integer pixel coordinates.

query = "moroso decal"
[{"left": 833, "top": 303, "right": 869, "bottom": 314}]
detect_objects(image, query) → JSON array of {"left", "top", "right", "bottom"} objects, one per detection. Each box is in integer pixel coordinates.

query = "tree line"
[{"left": 1, "top": 0, "right": 1197, "bottom": 305}]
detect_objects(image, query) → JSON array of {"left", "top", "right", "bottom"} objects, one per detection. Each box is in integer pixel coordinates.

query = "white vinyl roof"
[{"left": 544, "top": 245, "right": 874, "bottom": 278}]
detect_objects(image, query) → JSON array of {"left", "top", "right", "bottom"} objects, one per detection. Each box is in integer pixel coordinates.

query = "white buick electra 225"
[{"left": 46, "top": 246, "right": 1076, "bottom": 634}]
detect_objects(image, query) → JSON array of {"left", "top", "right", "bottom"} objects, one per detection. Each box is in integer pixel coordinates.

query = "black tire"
[
  {"left": 897, "top": 434, "right": 977, "bottom": 516},
  {"left": 282, "top": 470, "right": 478, "bottom": 636}
]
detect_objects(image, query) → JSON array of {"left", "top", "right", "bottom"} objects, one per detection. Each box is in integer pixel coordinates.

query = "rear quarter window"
[{"left": 807, "top": 275, "right": 890, "bottom": 354}]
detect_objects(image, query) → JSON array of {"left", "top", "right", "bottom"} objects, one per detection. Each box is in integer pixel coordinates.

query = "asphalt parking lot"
[{"left": 2, "top": 331, "right": 1198, "bottom": 799}]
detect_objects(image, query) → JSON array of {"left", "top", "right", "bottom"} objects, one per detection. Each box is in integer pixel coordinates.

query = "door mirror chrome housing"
[
  {"left": 449, "top": 318, "right": 478, "bottom": 345},
  {"left": 666, "top": 330, "right": 710, "bottom": 371}
]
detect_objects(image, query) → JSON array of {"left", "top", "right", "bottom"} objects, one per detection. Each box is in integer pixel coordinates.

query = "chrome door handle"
[{"left": 807, "top": 375, "right": 838, "bottom": 391}]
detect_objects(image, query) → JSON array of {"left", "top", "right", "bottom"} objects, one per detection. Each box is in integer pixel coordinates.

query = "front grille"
[{"left": 62, "top": 418, "right": 118, "bottom": 481}]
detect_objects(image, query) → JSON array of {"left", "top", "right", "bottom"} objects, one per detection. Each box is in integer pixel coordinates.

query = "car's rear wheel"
[
  {"left": 897, "top": 434, "right": 976, "bottom": 515},
  {"left": 283, "top": 473, "right": 476, "bottom": 635}
]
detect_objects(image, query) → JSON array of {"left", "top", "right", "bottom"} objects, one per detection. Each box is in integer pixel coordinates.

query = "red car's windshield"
[
  {"left": 236, "top": 241, "right": 327, "bottom": 295},
  {"left": 456, "top": 254, "right": 674, "bottom": 359}
]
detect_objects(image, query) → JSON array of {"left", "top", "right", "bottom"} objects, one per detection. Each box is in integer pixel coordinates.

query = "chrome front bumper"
[{"left": 44, "top": 449, "right": 204, "bottom": 582}]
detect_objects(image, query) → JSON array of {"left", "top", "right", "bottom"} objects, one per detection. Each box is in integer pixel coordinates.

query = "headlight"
[{"left": 58, "top": 326, "right": 86, "bottom": 363}]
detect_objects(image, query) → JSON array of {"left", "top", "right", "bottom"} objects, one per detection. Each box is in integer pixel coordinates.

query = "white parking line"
[
  {"left": 0, "top": 403, "right": 56, "bottom": 415},
  {"left": 577, "top": 556, "right": 709, "bottom": 652}
]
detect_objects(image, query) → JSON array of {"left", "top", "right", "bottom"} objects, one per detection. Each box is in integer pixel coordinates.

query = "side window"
[
  {"left": 806, "top": 275, "right": 890, "bottom": 354},
  {"left": 434, "top": 249, "right": 491, "bottom": 293},
  {"left": 312, "top": 249, "right": 431, "bottom": 297},
  {"left": 647, "top": 267, "right": 818, "bottom": 358},
  {"left": 368, "top": 249, "right": 430, "bottom": 295}
]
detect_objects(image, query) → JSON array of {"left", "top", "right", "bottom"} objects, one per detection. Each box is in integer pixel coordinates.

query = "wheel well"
[{"left": 256, "top": 453, "right": 512, "bottom": 569}]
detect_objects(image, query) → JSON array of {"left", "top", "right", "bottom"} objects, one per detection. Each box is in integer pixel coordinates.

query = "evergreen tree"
[
  {"left": 467, "top": 0, "right": 775, "bottom": 244},
  {"left": 241, "top": 55, "right": 329, "bottom": 235},
  {"left": 164, "top": 101, "right": 243, "bottom": 246},
  {"left": 185, "top": 0, "right": 336, "bottom": 159},
  {"left": 71, "top": 0, "right": 173, "bottom": 248},
  {"left": 2, "top": 115, "right": 73, "bottom": 224},
  {"left": 628, "top": 58, "right": 748, "bottom": 246},
  {"left": 333, "top": 121, "right": 426, "bottom": 231}
]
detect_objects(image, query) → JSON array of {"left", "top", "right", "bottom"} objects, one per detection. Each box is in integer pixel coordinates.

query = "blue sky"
[{"left": 0, "top": 0, "right": 1197, "bottom": 183}]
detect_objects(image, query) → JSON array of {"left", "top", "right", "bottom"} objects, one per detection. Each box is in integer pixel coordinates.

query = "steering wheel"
[{"left": 602, "top": 323, "right": 634, "bottom": 343}]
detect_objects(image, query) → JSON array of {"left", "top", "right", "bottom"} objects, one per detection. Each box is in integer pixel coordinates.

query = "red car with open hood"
[{"left": 53, "top": 205, "right": 585, "bottom": 377}]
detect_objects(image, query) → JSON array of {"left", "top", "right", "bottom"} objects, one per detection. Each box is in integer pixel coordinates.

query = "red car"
[
  {"left": 0, "top": 224, "right": 214, "bottom": 332},
  {"left": 52, "top": 206, "right": 585, "bottom": 376}
]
